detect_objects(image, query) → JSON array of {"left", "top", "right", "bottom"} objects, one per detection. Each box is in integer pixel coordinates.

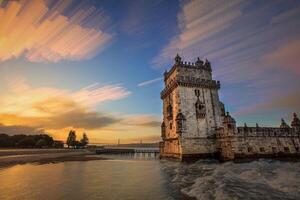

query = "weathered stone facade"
[
  {"left": 159, "top": 55, "right": 300, "bottom": 161},
  {"left": 160, "top": 55, "right": 224, "bottom": 161},
  {"left": 217, "top": 113, "right": 300, "bottom": 161}
]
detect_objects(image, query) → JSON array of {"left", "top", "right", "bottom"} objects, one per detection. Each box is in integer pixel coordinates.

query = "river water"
[{"left": 0, "top": 156, "right": 299, "bottom": 200}]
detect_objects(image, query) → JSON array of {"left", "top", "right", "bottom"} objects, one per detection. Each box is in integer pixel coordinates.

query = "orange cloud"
[
  {"left": 0, "top": 0, "right": 112, "bottom": 62},
  {"left": 0, "top": 77, "right": 160, "bottom": 143},
  {"left": 1, "top": 77, "right": 130, "bottom": 117}
]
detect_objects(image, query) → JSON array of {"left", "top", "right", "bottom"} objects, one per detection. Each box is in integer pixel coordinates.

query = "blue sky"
[{"left": 0, "top": 0, "right": 300, "bottom": 143}]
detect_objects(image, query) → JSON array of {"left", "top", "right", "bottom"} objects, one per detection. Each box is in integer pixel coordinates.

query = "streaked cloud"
[
  {"left": 1, "top": 77, "right": 130, "bottom": 117},
  {"left": 235, "top": 90, "right": 300, "bottom": 117},
  {"left": 0, "top": 0, "right": 113, "bottom": 63},
  {"left": 137, "top": 77, "right": 162, "bottom": 87},
  {"left": 153, "top": 0, "right": 244, "bottom": 67},
  {"left": 0, "top": 77, "right": 160, "bottom": 142},
  {"left": 153, "top": 0, "right": 300, "bottom": 80},
  {"left": 121, "top": 114, "right": 161, "bottom": 127},
  {"left": 263, "top": 39, "right": 300, "bottom": 75}
]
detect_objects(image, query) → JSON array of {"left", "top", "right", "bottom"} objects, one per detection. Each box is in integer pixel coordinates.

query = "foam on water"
[{"left": 161, "top": 159, "right": 300, "bottom": 200}]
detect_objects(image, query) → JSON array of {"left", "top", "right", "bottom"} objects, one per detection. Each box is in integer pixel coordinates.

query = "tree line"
[
  {"left": 0, "top": 134, "right": 63, "bottom": 148},
  {"left": 66, "top": 130, "right": 89, "bottom": 148},
  {"left": 0, "top": 130, "right": 89, "bottom": 148}
]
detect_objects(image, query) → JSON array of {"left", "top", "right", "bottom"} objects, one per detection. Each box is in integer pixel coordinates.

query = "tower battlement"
[{"left": 164, "top": 55, "right": 212, "bottom": 82}]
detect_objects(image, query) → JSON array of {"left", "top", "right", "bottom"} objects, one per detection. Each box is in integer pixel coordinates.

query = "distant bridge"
[{"left": 95, "top": 147, "right": 159, "bottom": 157}]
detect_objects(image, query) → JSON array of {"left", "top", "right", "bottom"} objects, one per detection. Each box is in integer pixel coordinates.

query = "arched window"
[
  {"left": 161, "top": 122, "right": 166, "bottom": 139},
  {"left": 167, "top": 105, "right": 173, "bottom": 119},
  {"left": 195, "top": 99, "right": 206, "bottom": 119},
  {"left": 176, "top": 112, "right": 186, "bottom": 136}
]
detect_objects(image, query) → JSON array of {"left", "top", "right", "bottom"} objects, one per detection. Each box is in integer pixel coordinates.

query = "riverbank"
[{"left": 0, "top": 149, "right": 107, "bottom": 168}]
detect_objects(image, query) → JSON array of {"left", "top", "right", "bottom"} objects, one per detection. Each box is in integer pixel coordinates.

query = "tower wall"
[{"left": 160, "top": 55, "right": 223, "bottom": 160}]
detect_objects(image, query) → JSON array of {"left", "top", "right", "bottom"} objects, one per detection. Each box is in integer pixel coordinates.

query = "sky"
[{"left": 0, "top": 0, "right": 299, "bottom": 144}]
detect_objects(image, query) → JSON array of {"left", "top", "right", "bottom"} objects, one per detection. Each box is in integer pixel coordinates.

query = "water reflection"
[
  {"left": 0, "top": 159, "right": 176, "bottom": 200},
  {"left": 0, "top": 158, "right": 299, "bottom": 200}
]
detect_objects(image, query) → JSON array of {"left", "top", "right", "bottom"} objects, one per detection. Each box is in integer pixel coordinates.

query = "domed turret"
[
  {"left": 291, "top": 113, "right": 300, "bottom": 132},
  {"left": 280, "top": 118, "right": 290, "bottom": 129},
  {"left": 195, "top": 57, "right": 204, "bottom": 66},
  {"left": 223, "top": 112, "right": 236, "bottom": 124},
  {"left": 291, "top": 113, "right": 300, "bottom": 127},
  {"left": 174, "top": 54, "right": 181, "bottom": 65}
]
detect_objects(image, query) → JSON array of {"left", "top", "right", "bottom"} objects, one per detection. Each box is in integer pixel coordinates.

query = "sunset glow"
[{"left": 0, "top": 0, "right": 299, "bottom": 144}]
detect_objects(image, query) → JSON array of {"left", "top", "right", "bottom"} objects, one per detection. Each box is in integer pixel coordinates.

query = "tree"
[
  {"left": 35, "top": 139, "right": 47, "bottom": 148},
  {"left": 80, "top": 132, "right": 89, "bottom": 147},
  {"left": 66, "top": 130, "right": 76, "bottom": 148}
]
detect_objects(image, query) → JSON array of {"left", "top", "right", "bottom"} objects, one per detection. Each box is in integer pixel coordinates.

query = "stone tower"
[{"left": 159, "top": 54, "right": 224, "bottom": 161}]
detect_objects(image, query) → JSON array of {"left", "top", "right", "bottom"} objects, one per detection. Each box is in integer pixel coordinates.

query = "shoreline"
[{"left": 0, "top": 149, "right": 108, "bottom": 168}]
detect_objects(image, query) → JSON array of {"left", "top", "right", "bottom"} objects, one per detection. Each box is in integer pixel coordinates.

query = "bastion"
[{"left": 159, "top": 54, "right": 300, "bottom": 162}]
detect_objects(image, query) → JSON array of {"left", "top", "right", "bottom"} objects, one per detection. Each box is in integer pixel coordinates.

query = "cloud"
[
  {"left": 0, "top": 102, "right": 121, "bottom": 131},
  {"left": 263, "top": 39, "right": 300, "bottom": 75},
  {"left": 0, "top": 77, "right": 161, "bottom": 142},
  {"left": 72, "top": 82, "right": 131, "bottom": 107},
  {"left": 1, "top": 77, "right": 130, "bottom": 117},
  {"left": 235, "top": 90, "right": 300, "bottom": 116},
  {"left": 0, "top": 0, "right": 113, "bottom": 63},
  {"left": 121, "top": 115, "right": 161, "bottom": 127},
  {"left": 0, "top": 123, "right": 46, "bottom": 136},
  {"left": 153, "top": 0, "right": 244, "bottom": 67},
  {"left": 137, "top": 77, "right": 163, "bottom": 87},
  {"left": 0, "top": 76, "right": 131, "bottom": 130}
]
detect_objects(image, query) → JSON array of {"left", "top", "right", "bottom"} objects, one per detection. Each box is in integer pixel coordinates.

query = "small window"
[
  {"left": 284, "top": 147, "right": 290, "bottom": 153},
  {"left": 259, "top": 147, "right": 265, "bottom": 152},
  {"left": 170, "top": 122, "right": 173, "bottom": 130},
  {"left": 248, "top": 147, "right": 253, "bottom": 153},
  {"left": 272, "top": 147, "right": 277, "bottom": 152},
  {"left": 295, "top": 147, "right": 299, "bottom": 152}
]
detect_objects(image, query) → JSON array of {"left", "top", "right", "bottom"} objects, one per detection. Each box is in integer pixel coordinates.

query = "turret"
[
  {"left": 204, "top": 59, "right": 212, "bottom": 71},
  {"left": 195, "top": 57, "right": 204, "bottom": 66},
  {"left": 291, "top": 113, "right": 300, "bottom": 132},
  {"left": 222, "top": 112, "right": 236, "bottom": 136},
  {"left": 174, "top": 54, "right": 181, "bottom": 65},
  {"left": 280, "top": 118, "right": 290, "bottom": 129}
]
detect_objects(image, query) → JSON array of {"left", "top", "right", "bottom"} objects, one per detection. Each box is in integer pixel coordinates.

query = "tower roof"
[
  {"left": 280, "top": 118, "right": 290, "bottom": 129},
  {"left": 223, "top": 112, "right": 236, "bottom": 124},
  {"left": 291, "top": 113, "right": 300, "bottom": 127}
]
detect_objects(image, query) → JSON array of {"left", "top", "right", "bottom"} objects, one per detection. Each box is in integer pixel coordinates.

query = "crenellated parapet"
[
  {"left": 234, "top": 114, "right": 300, "bottom": 138},
  {"left": 161, "top": 77, "right": 220, "bottom": 99},
  {"left": 216, "top": 112, "right": 300, "bottom": 161},
  {"left": 235, "top": 126, "right": 299, "bottom": 137},
  {"left": 164, "top": 54, "right": 212, "bottom": 82}
]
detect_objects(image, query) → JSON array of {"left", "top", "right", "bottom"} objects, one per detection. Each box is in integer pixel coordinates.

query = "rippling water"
[{"left": 0, "top": 157, "right": 299, "bottom": 200}]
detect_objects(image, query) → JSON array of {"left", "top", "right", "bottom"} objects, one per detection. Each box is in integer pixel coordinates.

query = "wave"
[{"left": 161, "top": 159, "right": 300, "bottom": 200}]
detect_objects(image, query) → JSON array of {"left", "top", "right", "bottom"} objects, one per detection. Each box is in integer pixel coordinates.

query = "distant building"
[{"left": 159, "top": 54, "right": 300, "bottom": 161}]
